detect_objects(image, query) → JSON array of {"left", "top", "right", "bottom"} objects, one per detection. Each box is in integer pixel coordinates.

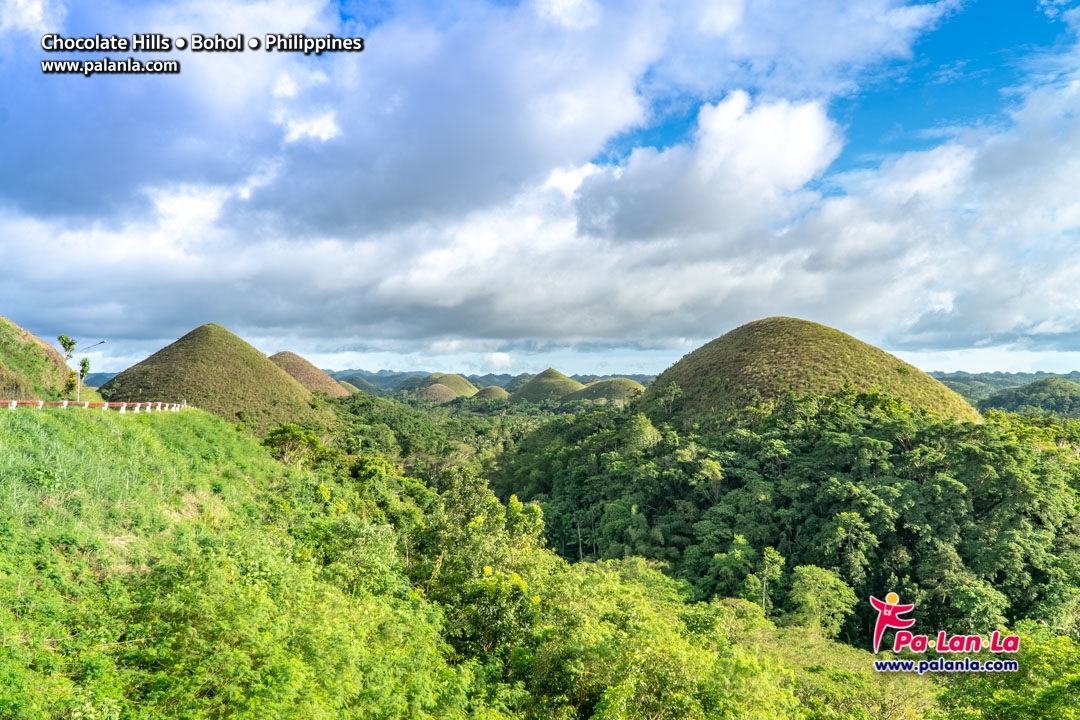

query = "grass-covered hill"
[
  {"left": 0, "top": 315, "right": 70, "bottom": 400},
  {"left": 100, "top": 323, "right": 332, "bottom": 435},
  {"left": 269, "top": 350, "right": 349, "bottom": 398},
  {"left": 420, "top": 372, "right": 478, "bottom": 398},
  {"left": 338, "top": 380, "right": 361, "bottom": 394},
  {"left": 932, "top": 370, "right": 1080, "bottom": 404},
  {"left": 419, "top": 382, "right": 458, "bottom": 404},
  {"left": 473, "top": 385, "right": 510, "bottom": 400},
  {"left": 978, "top": 376, "right": 1080, "bottom": 416},
  {"left": 511, "top": 368, "right": 584, "bottom": 403},
  {"left": 341, "top": 374, "right": 382, "bottom": 395},
  {"left": 565, "top": 377, "right": 645, "bottom": 405},
  {"left": 644, "top": 317, "right": 980, "bottom": 423}
]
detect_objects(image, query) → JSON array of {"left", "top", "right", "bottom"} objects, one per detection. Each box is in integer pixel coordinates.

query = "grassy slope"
[
  {"left": 0, "top": 316, "right": 70, "bottom": 401},
  {"left": 269, "top": 351, "right": 349, "bottom": 397},
  {"left": 0, "top": 409, "right": 469, "bottom": 719},
  {"left": 565, "top": 378, "right": 645, "bottom": 404},
  {"left": 473, "top": 385, "right": 510, "bottom": 400},
  {"left": 341, "top": 374, "right": 382, "bottom": 394},
  {"left": 511, "top": 369, "right": 584, "bottom": 403},
  {"left": 645, "top": 317, "right": 981, "bottom": 423},
  {"left": 421, "top": 373, "right": 478, "bottom": 398},
  {"left": 100, "top": 324, "right": 332, "bottom": 435},
  {"left": 419, "top": 383, "right": 458, "bottom": 404},
  {"left": 338, "top": 380, "right": 361, "bottom": 394}
]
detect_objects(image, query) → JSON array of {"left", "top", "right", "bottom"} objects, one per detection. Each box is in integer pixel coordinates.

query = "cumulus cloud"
[{"left": 576, "top": 91, "right": 841, "bottom": 241}]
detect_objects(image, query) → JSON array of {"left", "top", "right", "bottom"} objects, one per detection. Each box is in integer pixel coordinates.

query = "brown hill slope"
[{"left": 269, "top": 351, "right": 349, "bottom": 398}]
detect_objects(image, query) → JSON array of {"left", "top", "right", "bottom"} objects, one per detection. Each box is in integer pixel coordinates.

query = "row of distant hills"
[{"left": 6, "top": 313, "right": 1080, "bottom": 435}]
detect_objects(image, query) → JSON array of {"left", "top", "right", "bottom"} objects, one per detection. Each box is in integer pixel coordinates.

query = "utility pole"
[{"left": 76, "top": 340, "right": 106, "bottom": 402}]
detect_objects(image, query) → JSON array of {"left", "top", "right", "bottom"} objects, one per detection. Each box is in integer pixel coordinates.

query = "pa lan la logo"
[{"left": 870, "top": 592, "right": 1020, "bottom": 655}]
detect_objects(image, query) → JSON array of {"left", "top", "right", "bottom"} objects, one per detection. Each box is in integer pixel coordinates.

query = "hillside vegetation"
[
  {"left": 511, "top": 369, "right": 584, "bottom": 403},
  {"left": 0, "top": 403, "right": 957, "bottom": 718},
  {"left": 978, "top": 376, "right": 1080, "bottom": 416},
  {"left": 269, "top": 351, "right": 350, "bottom": 397},
  {"left": 101, "top": 324, "right": 332, "bottom": 435},
  {"left": 0, "top": 316, "right": 70, "bottom": 400},
  {"left": 644, "top": 317, "right": 980, "bottom": 424}
]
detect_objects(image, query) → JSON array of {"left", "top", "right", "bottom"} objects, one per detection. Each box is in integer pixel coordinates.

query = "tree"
[
  {"left": 658, "top": 381, "right": 683, "bottom": 418},
  {"left": 263, "top": 423, "right": 324, "bottom": 470},
  {"left": 58, "top": 335, "right": 77, "bottom": 398},
  {"left": 788, "top": 565, "right": 857, "bottom": 638}
]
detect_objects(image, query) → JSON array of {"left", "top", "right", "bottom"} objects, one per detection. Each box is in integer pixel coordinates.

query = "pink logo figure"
[{"left": 870, "top": 592, "right": 915, "bottom": 653}]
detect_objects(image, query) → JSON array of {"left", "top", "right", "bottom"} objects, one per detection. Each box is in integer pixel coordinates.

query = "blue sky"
[{"left": 2, "top": 0, "right": 1080, "bottom": 375}]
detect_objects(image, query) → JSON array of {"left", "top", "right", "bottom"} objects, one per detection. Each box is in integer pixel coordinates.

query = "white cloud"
[{"left": 0, "top": 0, "right": 63, "bottom": 34}]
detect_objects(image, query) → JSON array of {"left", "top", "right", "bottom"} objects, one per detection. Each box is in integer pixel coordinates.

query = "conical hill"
[
  {"left": 101, "top": 324, "right": 332, "bottom": 434},
  {"left": 511, "top": 369, "right": 585, "bottom": 403},
  {"left": 269, "top": 351, "right": 349, "bottom": 398},
  {"left": 643, "top": 317, "right": 980, "bottom": 423},
  {"left": 565, "top": 378, "right": 645, "bottom": 405}
]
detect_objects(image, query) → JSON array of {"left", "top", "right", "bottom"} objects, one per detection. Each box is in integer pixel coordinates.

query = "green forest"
[{"left": 5, "top": 317, "right": 1080, "bottom": 718}]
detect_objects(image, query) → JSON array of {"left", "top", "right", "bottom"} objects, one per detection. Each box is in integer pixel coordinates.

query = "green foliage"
[
  {"left": 934, "top": 624, "right": 1080, "bottom": 719},
  {"left": 932, "top": 370, "right": 1080, "bottom": 403},
  {"left": 269, "top": 351, "right": 350, "bottom": 397},
  {"left": 498, "top": 388, "right": 1080, "bottom": 647},
  {"left": 263, "top": 422, "right": 326, "bottom": 469},
  {"left": 100, "top": 324, "right": 334, "bottom": 436},
  {"left": 788, "top": 566, "right": 857, "bottom": 638},
  {"left": 977, "top": 376, "right": 1080, "bottom": 416},
  {"left": 639, "top": 317, "right": 981, "bottom": 425}
]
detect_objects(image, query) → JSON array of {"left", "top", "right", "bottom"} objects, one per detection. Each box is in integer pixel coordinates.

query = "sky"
[{"left": 3, "top": 0, "right": 1080, "bottom": 376}]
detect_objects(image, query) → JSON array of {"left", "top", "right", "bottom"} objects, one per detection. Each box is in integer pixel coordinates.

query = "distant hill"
[
  {"left": 269, "top": 351, "right": 349, "bottom": 398},
  {"left": 419, "top": 373, "right": 478, "bottom": 398},
  {"left": 466, "top": 373, "right": 516, "bottom": 389},
  {"left": 511, "top": 369, "right": 585, "bottom": 403},
  {"left": 504, "top": 373, "right": 534, "bottom": 393},
  {"left": 101, "top": 324, "right": 332, "bottom": 435},
  {"left": 84, "top": 372, "right": 117, "bottom": 388},
  {"left": 473, "top": 385, "right": 510, "bottom": 400},
  {"left": 978, "top": 377, "right": 1080, "bottom": 416},
  {"left": 328, "top": 369, "right": 429, "bottom": 392},
  {"left": 571, "top": 373, "right": 655, "bottom": 388},
  {"left": 338, "top": 380, "right": 361, "bottom": 394},
  {"left": 340, "top": 374, "right": 381, "bottom": 395},
  {"left": 0, "top": 315, "right": 70, "bottom": 400},
  {"left": 930, "top": 370, "right": 1080, "bottom": 404},
  {"left": 419, "top": 383, "right": 458, "bottom": 404},
  {"left": 565, "top": 378, "right": 645, "bottom": 405},
  {"left": 643, "top": 317, "right": 980, "bottom": 424}
]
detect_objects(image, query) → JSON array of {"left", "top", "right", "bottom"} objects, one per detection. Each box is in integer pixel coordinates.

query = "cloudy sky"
[{"left": 2, "top": 0, "right": 1080, "bottom": 375}]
